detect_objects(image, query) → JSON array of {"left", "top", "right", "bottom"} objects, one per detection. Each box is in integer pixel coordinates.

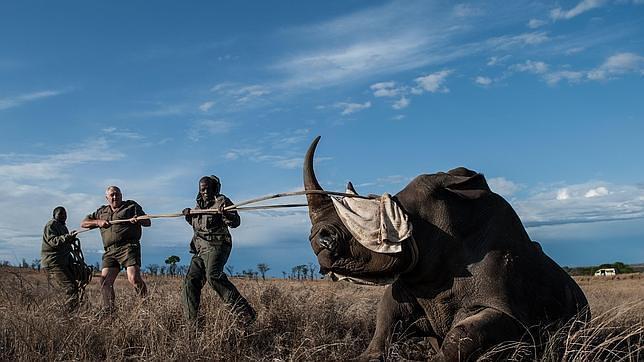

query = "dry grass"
[{"left": 0, "top": 267, "right": 642, "bottom": 361}]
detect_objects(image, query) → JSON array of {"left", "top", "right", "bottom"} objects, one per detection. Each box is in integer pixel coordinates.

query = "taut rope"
[{"left": 75, "top": 189, "right": 373, "bottom": 234}]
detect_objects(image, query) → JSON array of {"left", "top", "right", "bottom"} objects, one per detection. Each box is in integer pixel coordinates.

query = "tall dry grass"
[{"left": 1, "top": 267, "right": 642, "bottom": 361}]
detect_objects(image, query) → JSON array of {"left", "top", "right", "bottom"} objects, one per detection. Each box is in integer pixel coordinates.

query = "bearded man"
[
  {"left": 81, "top": 186, "right": 149, "bottom": 312},
  {"left": 181, "top": 175, "right": 256, "bottom": 324}
]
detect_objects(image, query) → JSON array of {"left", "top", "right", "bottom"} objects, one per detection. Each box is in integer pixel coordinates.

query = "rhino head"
[{"left": 303, "top": 136, "right": 416, "bottom": 284}]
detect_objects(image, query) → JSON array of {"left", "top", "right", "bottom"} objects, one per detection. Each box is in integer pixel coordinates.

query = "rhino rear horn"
[{"left": 346, "top": 181, "right": 358, "bottom": 195}]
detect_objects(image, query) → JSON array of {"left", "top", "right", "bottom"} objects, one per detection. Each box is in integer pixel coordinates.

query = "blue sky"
[{"left": 1, "top": 1, "right": 643, "bottom": 276}]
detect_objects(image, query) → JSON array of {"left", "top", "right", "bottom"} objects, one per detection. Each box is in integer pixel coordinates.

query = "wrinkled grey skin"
[{"left": 304, "top": 136, "right": 590, "bottom": 361}]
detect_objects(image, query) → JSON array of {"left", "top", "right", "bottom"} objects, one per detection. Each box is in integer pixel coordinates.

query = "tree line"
[{"left": 562, "top": 261, "right": 637, "bottom": 276}]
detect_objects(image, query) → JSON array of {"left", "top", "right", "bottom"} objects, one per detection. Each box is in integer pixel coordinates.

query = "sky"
[{"left": 1, "top": 0, "right": 643, "bottom": 276}]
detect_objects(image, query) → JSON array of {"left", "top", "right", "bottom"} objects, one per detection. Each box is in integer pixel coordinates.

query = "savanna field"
[{"left": 1, "top": 267, "right": 642, "bottom": 361}]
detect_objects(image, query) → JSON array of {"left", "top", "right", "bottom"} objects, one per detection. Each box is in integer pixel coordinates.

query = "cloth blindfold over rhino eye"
[{"left": 331, "top": 193, "right": 412, "bottom": 254}]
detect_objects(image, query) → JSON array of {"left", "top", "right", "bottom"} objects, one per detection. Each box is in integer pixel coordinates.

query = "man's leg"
[
  {"left": 126, "top": 265, "right": 147, "bottom": 297},
  {"left": 46, "top": 266, "right": 80, "bottom": 313},
  {"left": 100, "top": 267, "right": 119, "bottom": 312},
  {"left": 123, "top": 243, "right": 147, "bottom": 297},
  {"left": 204, "top": 245, "right": 255, "bottom": 322},
  {"left": 182, "top": 255, "right": 206, "bottom": 320}
]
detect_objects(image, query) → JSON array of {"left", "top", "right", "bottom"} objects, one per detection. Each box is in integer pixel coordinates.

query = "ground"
[{"left": 0, "top": 267, "right": 642, "bottom": 361}]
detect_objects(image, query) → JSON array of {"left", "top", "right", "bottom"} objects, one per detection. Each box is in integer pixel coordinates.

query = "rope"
[
  {"left": 75, "top": 189, "right": 372, "bottom": 233},
  {"left": 68, "top": 237, "right": 93, "bottom": 304}
]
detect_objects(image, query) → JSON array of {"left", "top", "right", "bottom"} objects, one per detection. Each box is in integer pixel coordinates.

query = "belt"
[{"left": 104, "top": 241, "right": 139, "bottom": 252}]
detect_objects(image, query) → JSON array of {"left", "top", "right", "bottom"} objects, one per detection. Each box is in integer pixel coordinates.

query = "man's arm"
[
  {"left": 80, "top": 210, "right": 110, "bottom": 229},
  {"left": 221, "top": 196, "right": 241, "bottom": 228},
  {"left": 133, "top": 202, "right": 151, "bottom": 227},
  {"left": 43, "top": 223, "right": 73, "bottom": 248}
]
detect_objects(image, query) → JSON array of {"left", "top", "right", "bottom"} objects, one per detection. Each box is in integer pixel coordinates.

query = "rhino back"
[{"left": 395, "top": 176, "right": 588, "bottom": 336}]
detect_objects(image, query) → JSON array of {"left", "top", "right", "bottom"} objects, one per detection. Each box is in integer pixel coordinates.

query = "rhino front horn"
[{"left": 303, "top": 136, "right": 335, "bottom": 225}]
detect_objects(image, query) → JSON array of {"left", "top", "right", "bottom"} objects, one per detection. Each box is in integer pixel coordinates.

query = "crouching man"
[{"left": 41, "top": 206, "right": 80, "bottom": 312}]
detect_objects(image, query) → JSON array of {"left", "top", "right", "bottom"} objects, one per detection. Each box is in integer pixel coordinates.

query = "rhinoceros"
[{"left": 303, "top": 136, "right": 589, "bottom": 360}]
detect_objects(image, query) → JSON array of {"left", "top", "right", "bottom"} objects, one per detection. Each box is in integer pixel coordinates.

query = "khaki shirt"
[
  {"left": 187, "top": 195, "right": 240, "bottom": 254},
  {"left": 41, "top": 219, "right": 73, "bottom": 268},
  {"left": 86, "top": 200, "right": 146, "bottom": 249}
]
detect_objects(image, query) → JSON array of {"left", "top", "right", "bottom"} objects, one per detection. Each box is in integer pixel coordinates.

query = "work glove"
[{"left": 182, "top": 208, "right": 191, "bottom": 216}]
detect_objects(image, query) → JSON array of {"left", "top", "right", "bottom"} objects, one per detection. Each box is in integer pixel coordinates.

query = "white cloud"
[
  {"left": 392, "top": 96, "right": 410, "bottom": 110},
  {"left": 488, "top": 32, "right": 550, "bottom": 50},
  {"left": 275, "top": 35, "right": 432, "bottom": 88},
  {"left": 510, "top": 60, "right": 549, "bottom": 74},
  {"left": 0, "top": 90, "right": 64, "bottom": 111},
  {"left": 0, "top": 138, "right": 124, "bottom": 180},
  {"left": 556, "top": 188, "right": 570, "bottom": 200},
  {"left": 550, "top": 0, "right": 608, "bottom": 20},
  {"left": 370, "top": 81, "right": 400, "bottom": 97},
  {"left": 587, "top": 52, "right": 644, "bottom": 80},
  {"left": 487, "top": 55, "right": 512, "bottom": 66},
  {"left": 453, "top": 4, "right": 483, "bottom": 17},
  {"left": 101, "top": 127, "right": 143, "bottom": 140},
  {"left": 392, "top": 115, "right": 405, "bottom": 121},
  {"left": 414, "top": 70, "right": 452, "bottom": 93},
  {"left": 585, "top": 186, "right": 609, "bottom": 198},
  {"left": 544, "top": 70, "right": 585, "bottom": 85},
  {"left": 514, "top": 181, "right": 644, "bottom": 228},
  {"left": 234, "top": 85, "right": 270, "bottom": 103},
  {"left": 475, "top": 76, "right": 493, "bottom": 85},
  {"left": 208, "top": 83, "right": 272, "bottom": 110},
  {"left": 187, "top": 120, "right": 233, "bottom": 141},
  {"left": 488, "top": 177, "right": 522, "bottom": 196},
  {"left": 128, "top": 104, "right": 185, "bottom": 118},
  {"left": 199, "top": 101, "right": 215, "bottom": 112},
  {"left": 527, "top": 19, "right": 547, "bottom": 29},
  {"left": 334, "top": 101, "right": 371, "bottom": 115}
]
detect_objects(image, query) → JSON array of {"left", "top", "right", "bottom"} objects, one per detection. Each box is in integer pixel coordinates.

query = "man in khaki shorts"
[{"left": 81, "top": 186, "right": 150, "bottom": 312}]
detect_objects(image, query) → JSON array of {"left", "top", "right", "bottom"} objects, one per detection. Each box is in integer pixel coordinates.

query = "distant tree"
[
  {"left": 1, "top": 260, "right": 11, "bottom": 266},
  {"left": 146, "top": 264, "right": 160, "bottom": 275},
  {"left": 241, "top": 269, "right": 256, "bottom": 279},
  {"left": 598, "top": 261, "right": 634, "bottom": 274},
  {"left": 308, "top": 262, "right": 316, "bottom": 280},
  {"left": 21, "top": 258, "right": 29, "bottom": 268},
  {"left": 176, "top": 265, "right": 188, "bottom": 276},
  {"left": 165, "top": 255, "right": 181, "bottom": 276},
  {"left": 94, "top": 261, "right": 100, "bottom": 271},
  {"left": 159, "top": 265, "right": 167, "bottom": 276},
  {"left": 282, "top": 271, "right": 288, "bottom": 279},
  {"left": 291, "top": 265, "right": 309, "bottom": 280},
  {"left": 257, "top": 263, "right": 270, "bottom": 280},
  {"left": 31, "top": 259, "right": 41, "bottom": 272},
  {"left": 225, "top": 265, "right": 235, "bottom": 276}
]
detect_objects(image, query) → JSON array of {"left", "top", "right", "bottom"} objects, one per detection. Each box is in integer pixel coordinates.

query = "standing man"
[
  {"left": 41, "top": 206, "right": 79, "bottom": 312},
  {"left": 181, "top": 175, "right": 256, "bottom": 324},
  {"left": 81, "top": 186, "right": 149, "bottom": 312}
]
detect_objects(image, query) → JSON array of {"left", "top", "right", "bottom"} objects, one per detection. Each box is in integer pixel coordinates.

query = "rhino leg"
[
  {"left": 359, "top": 282, "right": 431, "bottom": 361},
  {"left": 433, "top": 308, "right": 522, "bottom": 361}
]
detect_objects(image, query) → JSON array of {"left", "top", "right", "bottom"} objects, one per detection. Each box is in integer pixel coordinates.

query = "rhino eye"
[{"left": 317, "top": 228, "right": 338, "bottom": 251}]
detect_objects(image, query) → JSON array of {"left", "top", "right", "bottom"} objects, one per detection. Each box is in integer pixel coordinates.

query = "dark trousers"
[
  {"left": 181, "top": 243, "right": 254, "bottom": 320},
  {"left": 46, "top": 265, "right": 80, "bottom": 312}
]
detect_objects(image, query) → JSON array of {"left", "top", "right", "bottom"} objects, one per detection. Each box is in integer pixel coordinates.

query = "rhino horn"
[
  {"left": 346, "top": 181, "right": 358, "bottom": 195},
  {"left": 303, "top": 136, "right": 335, "bottom": 225}
]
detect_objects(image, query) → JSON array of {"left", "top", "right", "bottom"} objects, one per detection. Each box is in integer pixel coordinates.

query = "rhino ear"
[
  {"left": 346, "top": 181, "right": 358, "bottom": 195},
  {"left": 444, "top": 172, "right": 490, "bottom": 200}
]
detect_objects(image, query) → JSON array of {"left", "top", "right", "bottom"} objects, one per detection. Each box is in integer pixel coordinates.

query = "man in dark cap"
[
  {"left": 81, "top": 185, "right": 150, "bottom": 312},
  {"left": 41, "top": 206, "right": 80, "bottom": 312},
  {"left": 181, "top": 175, "right": 256, "bottom": 324}
]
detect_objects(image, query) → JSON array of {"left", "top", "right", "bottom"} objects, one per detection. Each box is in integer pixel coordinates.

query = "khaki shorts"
[{"left": 102, "top": 243, "right": 141, "bottom": 269}]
